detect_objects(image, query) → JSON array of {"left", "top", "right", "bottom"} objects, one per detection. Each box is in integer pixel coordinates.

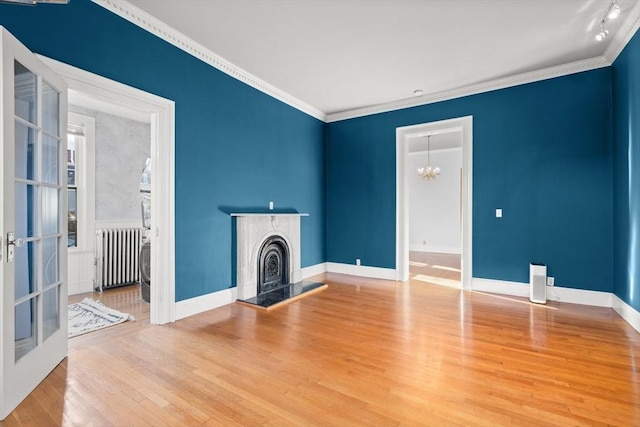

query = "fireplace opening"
[{"left": 257, "top": 236, "right": 290, "bottom": 295}]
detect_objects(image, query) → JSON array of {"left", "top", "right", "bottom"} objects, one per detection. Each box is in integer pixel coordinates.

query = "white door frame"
[
  {"left": 38, "top": 56, "right": 176, "bottom": 324},
  {"left": 396, "top": 116, "right": 473, "bottom": 289}
]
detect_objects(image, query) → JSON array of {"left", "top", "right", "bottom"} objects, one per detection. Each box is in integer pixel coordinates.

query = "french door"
[{"left": 0, "top": 27, "right": 68, "bottom": 419}]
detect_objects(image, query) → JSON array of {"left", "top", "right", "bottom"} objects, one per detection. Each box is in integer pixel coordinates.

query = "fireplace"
[
  {"left": 257, "top": 235, "right": 290, "bottom": 294},
  {"left": 232, "top": 213, "right": 306, "bottom": 300}
]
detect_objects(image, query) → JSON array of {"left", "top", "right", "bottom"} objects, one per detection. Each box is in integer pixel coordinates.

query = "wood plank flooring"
[{"left": 3, "top": 275, "right": 640, "bottom": 426}]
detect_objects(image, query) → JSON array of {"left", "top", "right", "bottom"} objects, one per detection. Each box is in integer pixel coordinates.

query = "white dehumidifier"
[{"left": 529, "top": 262, "right": 547, "bottom": 304}]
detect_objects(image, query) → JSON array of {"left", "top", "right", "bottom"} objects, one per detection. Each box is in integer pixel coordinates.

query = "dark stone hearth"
[{"left": 240, "top": 281, "right": 326, "bottom": 308}]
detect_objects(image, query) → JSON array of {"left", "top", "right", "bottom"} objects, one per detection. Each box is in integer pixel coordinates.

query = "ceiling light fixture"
[
  {"left": 608, "top": 1, "right": 621, "bottom": 20},
  {"left": 417, "top": 134, "right": 440, "bottom": 180},
  {"left": 596, "top": 23, "right": 609, "bottom": 42},
  {"left": 595, "top": 0, "right": 621, "bottom": 42}
]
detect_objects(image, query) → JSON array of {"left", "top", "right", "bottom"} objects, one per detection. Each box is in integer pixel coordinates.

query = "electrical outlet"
[
  {"left": 356, "top": 258, "right": 361, "bottom": 266},
  {"left": 496, "top": 208, "right": 503, "bottom": 218},
  {"left": 547, "top": 276, "right": 554, "bottom": 287},
  {"left": 269, "top": 201, "right": 274, "bottom": 210}
]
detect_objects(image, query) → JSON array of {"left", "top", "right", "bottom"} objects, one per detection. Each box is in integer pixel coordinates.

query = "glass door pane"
[{"left": 12, "top": 59, "right": 64, "bottom": 362}]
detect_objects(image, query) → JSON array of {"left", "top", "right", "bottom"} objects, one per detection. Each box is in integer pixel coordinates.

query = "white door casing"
[
  {"left": 67, "top": 112, "right": 96, "bottom": 295},
  {"left": 1, "top": 27, "right": 68, "bottom": 419},
  {"left": 396, "top": 116, "right": 473, "bottom": 289},
  {"left": 37, "top": 56, "right": 176, "bottom": 325}
]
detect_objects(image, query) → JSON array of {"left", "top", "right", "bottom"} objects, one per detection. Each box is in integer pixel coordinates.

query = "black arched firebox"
[{"left": 257, "top": 236, "right": 290, "bottom": 295}]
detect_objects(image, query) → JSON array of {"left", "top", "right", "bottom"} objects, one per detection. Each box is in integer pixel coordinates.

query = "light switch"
[
  {"left": 269, "top": 201, "right": 274, "bottom": 210},
  {"left": 496, "top": 209, "right": 502, "bottom": 218}
]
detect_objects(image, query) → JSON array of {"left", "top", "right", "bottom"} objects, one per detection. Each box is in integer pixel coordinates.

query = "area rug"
[{"left": 68, "top": 298, "right": 135, "bottom": 338}]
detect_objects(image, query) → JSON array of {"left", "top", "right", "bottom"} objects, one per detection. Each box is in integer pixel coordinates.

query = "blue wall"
[
  {"left": 613, "top": 30, "right": 640, "bottom": 312},
  {"left": 0, "top": 0, "right": 326, "bottom": 301},
  {"left": 327, "top": 70, "right": 613, "bottom": 292},
  {"left": 1, "top": 1, "right": 633, "bottom": 304}
]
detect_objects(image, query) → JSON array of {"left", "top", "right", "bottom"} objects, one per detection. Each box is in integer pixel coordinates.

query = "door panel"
[{"left": 1, "top": 27, "right": 68, "bottom": 419}]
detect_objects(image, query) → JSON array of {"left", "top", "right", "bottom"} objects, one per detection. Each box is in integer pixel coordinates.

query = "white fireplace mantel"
[{"left": 232, "top": 213, "right": 307, "bottom": 300}]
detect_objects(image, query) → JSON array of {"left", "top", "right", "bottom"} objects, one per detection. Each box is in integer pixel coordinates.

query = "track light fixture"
[{"left": 596, "top": 0, "right": 621, "bottom": 42}]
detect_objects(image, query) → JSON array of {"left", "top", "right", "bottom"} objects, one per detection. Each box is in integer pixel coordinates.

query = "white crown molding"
[
  {"left": 604, "top": 0, "right": 640, "bottom": 63},
  {"left": 327, "top": 56, "right": 611, "bottom": 122},
  {"left": 93, "top": 1, "right": 639, "bottom": 126},
  {"left": 91, "top": 0, "right": 326, "bottom": 122}
]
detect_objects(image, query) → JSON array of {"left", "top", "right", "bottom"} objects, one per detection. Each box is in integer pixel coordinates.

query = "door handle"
[{"left": 7, "top": 232, "right": 24, "bottom": 263}]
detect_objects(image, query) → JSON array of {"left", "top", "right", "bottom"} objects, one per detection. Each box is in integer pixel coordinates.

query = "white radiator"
[{"left": 95, "top": 228, "right": 142, "bottom": 292}]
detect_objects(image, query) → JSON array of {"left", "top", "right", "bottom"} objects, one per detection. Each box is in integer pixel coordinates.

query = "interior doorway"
[
  {"left": 396, "top": 116, "right": 473, "bottom": 289},
  {"left": 407, "top": 130, "right": 463, "bottom": 288},
  {"left": 38, "top": 55, "right": 176, "bottom": 324}
]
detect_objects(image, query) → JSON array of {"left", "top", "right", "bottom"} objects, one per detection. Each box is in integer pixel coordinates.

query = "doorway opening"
[
  {"left": 39, "top": 55, "right": 176, "bottom": 324},
  {"left": 396, "top": 116, "right": 472, "bottom": 289}
]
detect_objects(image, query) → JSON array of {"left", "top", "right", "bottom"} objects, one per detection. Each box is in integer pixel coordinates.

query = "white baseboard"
[
  {"left": 471, "top": 278, "right": 612, "bottom": 307},
  {"left": 68, "top": 280, "right": 94, "bottom": 296},
  {"left": 171, "top": 271, "right": 640, "bottom": 335},
  {"left": 174, "top": 262, "right": 328, "bottom": 321},
  {"left": 472, "top": 278, "right": 529, "bottom": 297},
  {"left": 175, "top": 287, "right": 238, "bottom": 321},
  {"left": 326, "top": 262, "right": 398, "bottom": 281},
  {"left": 612, "top": 295, "right": 640, "bottom": 333},
  {"left": 546, "top": 286, "right": 612, "bottom": 307},
  {"left": 301, "top": 262, "right": 327, "bottom": 279}
]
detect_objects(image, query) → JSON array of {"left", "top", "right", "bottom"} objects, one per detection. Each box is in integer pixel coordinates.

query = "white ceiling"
[
  {"left": 125, "top": 0, "right": 639, "bottom": 118},
  {"left": 409, "top": 129, "right": 462, "bottom": 153}
]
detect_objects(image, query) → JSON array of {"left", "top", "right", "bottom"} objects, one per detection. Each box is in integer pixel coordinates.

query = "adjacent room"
[{"left": 0, "top": 0, "right": 639, "bottom": 425}]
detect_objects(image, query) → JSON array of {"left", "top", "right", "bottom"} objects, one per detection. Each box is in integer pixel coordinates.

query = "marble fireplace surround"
[{"left": 232, "top": 213, "right": 308, "bottom": 300}]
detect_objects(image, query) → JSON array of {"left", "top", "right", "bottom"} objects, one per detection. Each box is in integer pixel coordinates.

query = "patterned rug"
[{"left": 68, "top": 298, "right": 135, "bottom": 338}]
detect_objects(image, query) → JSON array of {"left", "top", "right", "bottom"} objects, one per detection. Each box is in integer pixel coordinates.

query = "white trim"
[
  {"left": 95, "top": 220, "right": 142, "bottom": 230},
  {"left": 326, "top": 262, "right": 397, "bottom": 281},
  {"left": 396, "top": 116, "right": 472, "bottom": 289},
  {"left": 472, "top": 278, "right": 613, "bottom": 308},
  {"left": 328, "top": 57, "right": 609, "bottom": 122},
  {"left": 175, "top": 288, "right": 238, "bottom": 321},
  {"left": 91, "top": 1, "right": 640, "bottom": 125},
  {"left": 546, "top": 286, "right": 612, "bottom": 308},
  {"left": 91, "top": 0, "right": 325, "bottom": 122},
  {"left": 604, "top": 0, "right": 640, "bottom": 64},
  {"left": 301, "top": 262, "right": 327, "bottom": 279},
  {"left": 612, "top": 295, "right": 640, "bottom": 334},
  {"left": 37, "top": 55, "right": 177, "bottom": 325},
  {"left": 175, "top": 262, "right": 327, "bottom": 320},
  {"left": 67, "top": 112, "right": 96, "bottom": 253},
  {"left": 472, "top": 278, "right": 530, "bottom": 298},
  {"left": 68, "top": 279, "right": 94, "bottom": 296}
]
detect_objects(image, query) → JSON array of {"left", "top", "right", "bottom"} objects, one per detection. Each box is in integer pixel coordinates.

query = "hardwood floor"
[
  {"left": 409, "top": 251, "right": 461, "bottom": 287},
  {"left": 4, "top": 275, "right": 640, "bottom": 426}
]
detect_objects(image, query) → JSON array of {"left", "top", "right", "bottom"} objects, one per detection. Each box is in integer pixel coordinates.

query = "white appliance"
[
  {"left": 529, "top": 262, "right": 547, "bottom": 304},
  {"left": 140, "top": 158, "right": 151, "bottom": 303}
]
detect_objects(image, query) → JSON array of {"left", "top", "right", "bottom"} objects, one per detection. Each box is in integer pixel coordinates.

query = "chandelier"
[{"left": 417, "top": 134, "right": 440, "bottom": 180}]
